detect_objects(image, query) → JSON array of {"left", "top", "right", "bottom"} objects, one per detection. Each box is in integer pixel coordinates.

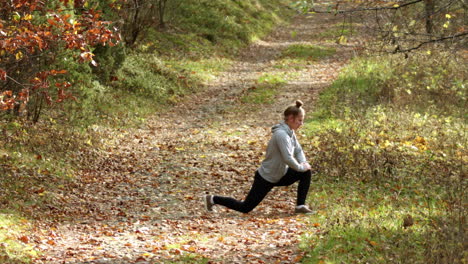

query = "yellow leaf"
[
  {"left": 414, "top": 136, "right": 426, "bottom": 145},
  {"left": 337, "top": 35, "right": 347, "bottom": 44},
  {"left": 393, "top": 4, "right": 399, "bottom": 8},
  {"left": 369, "top": 240, "right": 378, "bottom": 246},
  {"left": 445, "top": 14, "right": 452, "bottom": 19},
  {"left": 24, "top": 14, "right": 33, "bottom": 21},
  {"left": 15, "top": 51, "right": 23, "bottom": 60}
]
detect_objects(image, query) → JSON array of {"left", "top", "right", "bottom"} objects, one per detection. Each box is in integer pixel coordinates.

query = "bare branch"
[
  {"left": 396, "top": 31, "right": 468, "bottom": 53},
  {"left": 311, "top": 0, "right": 424, "bottom": 14}
]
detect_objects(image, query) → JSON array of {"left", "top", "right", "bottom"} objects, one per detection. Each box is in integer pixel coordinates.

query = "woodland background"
[{"left": 0, "top": 0, "right": 466, "bottom": 263}]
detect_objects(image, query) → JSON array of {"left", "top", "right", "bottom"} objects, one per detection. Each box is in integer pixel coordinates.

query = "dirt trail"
[{"left": 34, "top": 6, "right": 356, "bottom": 264}]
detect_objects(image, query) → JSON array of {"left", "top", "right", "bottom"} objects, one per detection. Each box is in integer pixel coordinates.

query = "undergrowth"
[
  {"left": 145, "top": 0, "right": 293, "bottom": 58},
  {"left": 300, "top": 50, "right": 467, "bottom": 263}
]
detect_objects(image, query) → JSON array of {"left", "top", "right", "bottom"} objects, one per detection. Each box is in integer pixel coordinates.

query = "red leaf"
[{"left": 0, "top": 69, "right": 6, "bottom": 81}]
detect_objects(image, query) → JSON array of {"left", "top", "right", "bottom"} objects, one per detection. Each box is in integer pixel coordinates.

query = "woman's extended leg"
[{"left": 212, "top": 171, "right": 274, "bottom": 213}]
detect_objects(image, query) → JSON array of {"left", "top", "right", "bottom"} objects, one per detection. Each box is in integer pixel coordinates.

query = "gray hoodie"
[{"left": 258, "top": 121, "right": 307, "bottom": 183}]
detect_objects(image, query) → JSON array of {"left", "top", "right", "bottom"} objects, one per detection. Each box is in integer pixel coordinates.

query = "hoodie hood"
[{"left": 271, "top": 121, "right": 293, "bottom": 136}]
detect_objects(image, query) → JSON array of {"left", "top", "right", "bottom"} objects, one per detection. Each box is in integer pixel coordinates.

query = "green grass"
[
  {"left": 300, "top": 178, "right": 441, "bottom": 264},
  {"left": 143, "top": 0, "right": 293, "bottom": 59},
  {"left": 317, "top": 23, "right": 355, "bottom": 39},
  {"left": 281, "top": 44, "right": 336, "bottom": 61},
  {"left": 0, "top": 214, "right": 39, "bottom": 263},
  {"left": 274, "top": 44, "right": 336, "bottom": 69},
  {"left": 241, "top": 85, "right": 279, "bottom": 104},
  {"left": 164, "top": 58, "right": 233, "bottom": 83},
  {"left": 241, "top": 73, "right": 287, "bottom": 104},
  {"left": 311, "top": 57, "right": 392, "bottom": 119},
  {"left": 300, "top": 51, "right": 466, "bottom": 263}
]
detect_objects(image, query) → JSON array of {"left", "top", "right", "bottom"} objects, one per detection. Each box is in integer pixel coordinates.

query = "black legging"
[{"left": 213, "top": 168, "right": 311, "bottom": 213}]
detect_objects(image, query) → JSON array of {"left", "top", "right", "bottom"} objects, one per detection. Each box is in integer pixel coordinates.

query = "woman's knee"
[{"left": 239, "top": 204, "right": 256, "bottom": 213}]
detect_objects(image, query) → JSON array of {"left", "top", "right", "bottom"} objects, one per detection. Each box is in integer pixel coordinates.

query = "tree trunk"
[
  {"left": 158, "top": 0, "right": 167, "bottom": 29},
  {"left": 424, "top": 0, "right": 435, "bottom": 34}
]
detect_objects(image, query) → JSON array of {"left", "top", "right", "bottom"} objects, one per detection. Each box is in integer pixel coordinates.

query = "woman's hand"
[{"left": 301, "top": 162, "right": 311, "bottom": 171}]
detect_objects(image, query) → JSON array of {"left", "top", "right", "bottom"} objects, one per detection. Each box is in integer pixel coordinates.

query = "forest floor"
[{"left": 32, "top": 6, "right": 359, "bottom": 264}]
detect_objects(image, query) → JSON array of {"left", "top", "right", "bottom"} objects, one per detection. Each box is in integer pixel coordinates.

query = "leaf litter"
[{"left": 31, "top": 10, "right": 355, "bottom": 264}]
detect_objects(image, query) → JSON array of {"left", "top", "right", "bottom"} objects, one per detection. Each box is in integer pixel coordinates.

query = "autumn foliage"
[{"left": 0, "top": 0, "right": 119, "bottom": 116}]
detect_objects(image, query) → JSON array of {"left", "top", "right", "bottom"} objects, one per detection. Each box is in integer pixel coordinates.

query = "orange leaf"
[{"left": 19, "top": 236, "right": 29, "bottom": 243}]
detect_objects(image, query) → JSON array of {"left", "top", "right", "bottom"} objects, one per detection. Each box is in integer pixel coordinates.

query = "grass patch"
[
  {"left": 311, "top": 57, "right": 392, "bottom": 119},
  {"left": 241, "top": 85, "right": 279, "bottom": 104},
  {"left": 317, "top": 22, "right": 355, "bottom": 39},
  {"left": 162, "top": 253, "right": 210, "bottom": 264},
  {"left": 0, "top": 214, "right": 39, "bottom": 263},
  {"left": 143, "top": 0, "right": 294, "bottom": 59},
  {"left": 300, "top": 178, "right": 444, "bottom": 263},
  {"left": 300, "top": 50, "right": 467, "bottom": 263},
  {"left": 274, "top": 44, "right": 336, "bottom": 69},
  {"left": 241, "top": 73, "right": 287, "bottom": 104},
  {"left": 164, "top": 58, "right": 233, "bottom": 83},
  {"left": 281, "top": 44, "right": 336, "bottom": 61}
]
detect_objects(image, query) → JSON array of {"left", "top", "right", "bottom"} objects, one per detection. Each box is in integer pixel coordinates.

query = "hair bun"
[{"left": 295, "top": 100, "right": 303, "bottom": 108}]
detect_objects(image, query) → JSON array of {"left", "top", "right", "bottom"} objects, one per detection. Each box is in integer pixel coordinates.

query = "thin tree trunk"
[
  {"left": 130, "top": 0, "right": 141, "bottom": 45},
  {"left": 425, "top": 0, "right": 435, "bottom": 34},
  {"left": 158, "top": 0, "right": 167, "bottom": 29}
]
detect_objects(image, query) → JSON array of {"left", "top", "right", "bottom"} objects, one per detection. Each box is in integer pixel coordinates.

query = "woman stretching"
[{"left": 204, "top": 100, "right": 313, "bottom": 214}]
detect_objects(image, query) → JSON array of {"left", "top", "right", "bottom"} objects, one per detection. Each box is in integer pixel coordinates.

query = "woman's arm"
[{"left": 275, "top": 131, "right": 307, "bottom": 172}]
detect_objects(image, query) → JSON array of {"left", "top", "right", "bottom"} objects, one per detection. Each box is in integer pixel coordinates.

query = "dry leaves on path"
[{"left": 31, "top": 8, "right": 358, "bottom": 264}]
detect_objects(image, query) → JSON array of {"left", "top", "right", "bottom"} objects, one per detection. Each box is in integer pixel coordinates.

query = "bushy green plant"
[
  {"left": 116, "top": 54, "right": 192, "bottom": 99},
  {"left": 92, "top": 44, "right": 127, "bottom": 83},
  {"left": 383, "top": 52, "right": 467, "bottom": 116}
]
